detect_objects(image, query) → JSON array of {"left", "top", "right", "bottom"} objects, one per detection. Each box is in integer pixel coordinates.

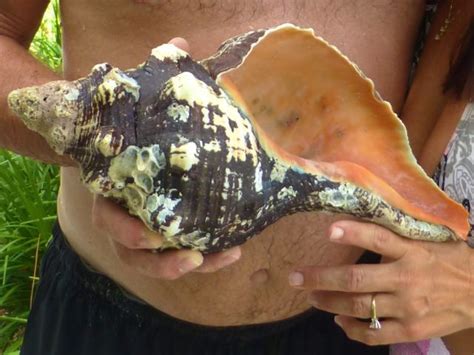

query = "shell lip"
[{"left": 212, "top": 23, "right": 469, "bottom": 241}]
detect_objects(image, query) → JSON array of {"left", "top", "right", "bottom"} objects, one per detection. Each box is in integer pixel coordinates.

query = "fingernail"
[
  {"left": 334, "top": 316, "right": 342, "bottom": 327},
  {"left": 288, "top": 272, "right": 304, "bottom": 286},
  {"left": 330, "top": 227, "right": 344, "bottom": 241},
  {"left": 221, "top": 248, "right": 241, "bottom": 266},
  {"left": 178, "top": 254, "right": 203, "bottom": 273},
  {"left": 141, "top": 230, "right": 163, "bottom": 249}
]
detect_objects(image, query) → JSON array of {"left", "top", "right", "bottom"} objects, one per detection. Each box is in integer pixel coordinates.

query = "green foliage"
[
  {"left": 0, "top": 151, "right": 59, "bottom": 350},
  {"left": 0, "top": 0, "right": 62, "bottom": 351},
  {"left": 29, "top": 0, "right": 62, "bottom": 72}
]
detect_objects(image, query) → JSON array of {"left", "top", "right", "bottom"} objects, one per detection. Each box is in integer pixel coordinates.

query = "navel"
[{"left": 249, "top": 268, "right": 269, "bottom": 284}]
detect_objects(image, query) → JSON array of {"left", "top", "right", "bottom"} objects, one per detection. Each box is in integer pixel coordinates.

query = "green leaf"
[{"left": 1, "top": 2, "right": 62, "bottom": 351}]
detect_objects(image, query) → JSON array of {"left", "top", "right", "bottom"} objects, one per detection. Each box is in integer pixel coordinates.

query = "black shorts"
[{"left": 21, "top": 223, "right": 388, "bottom": 355}]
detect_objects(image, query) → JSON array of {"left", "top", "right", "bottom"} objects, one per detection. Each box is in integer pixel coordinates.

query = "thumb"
[{"left": 168, "top": 37, "right": 190, "bottom": 53}]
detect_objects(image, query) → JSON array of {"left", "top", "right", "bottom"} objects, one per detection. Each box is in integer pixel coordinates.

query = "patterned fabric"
[
  {"left": 408, "top": 0, "right": 439, "bottom": 85},
  {"left": 433, "top": 103, "right": 474, "bottom": 244},
  {"left": 390, "top": 338, "right": 449, "bottom": 355}
]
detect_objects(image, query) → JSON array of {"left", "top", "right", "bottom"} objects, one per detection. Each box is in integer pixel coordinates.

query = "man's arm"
[
  {"left": 0, "top": 0, "right": 69, "bottom": 164},
  {"left": 1, "top": 5, "right": 243, "bottom": 277}
]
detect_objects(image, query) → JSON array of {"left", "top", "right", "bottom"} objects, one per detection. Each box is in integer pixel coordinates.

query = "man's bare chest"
[{"left": 60, "top": 0, "right": 424, "bottom": 109}]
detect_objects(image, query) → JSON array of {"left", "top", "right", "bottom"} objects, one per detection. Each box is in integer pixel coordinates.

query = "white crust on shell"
[{"left": 151, "top": 43, "right": 188, "bottom": 62}]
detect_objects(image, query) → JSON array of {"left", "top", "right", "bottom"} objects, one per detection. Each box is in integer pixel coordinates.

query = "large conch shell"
[{"left": 8, "top": 24, "right": 469, "bottom": 252}]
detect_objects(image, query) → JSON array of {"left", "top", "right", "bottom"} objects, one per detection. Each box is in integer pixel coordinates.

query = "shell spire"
[
  {"left": 8, "top": 81, "right": 81, "bottom": 155},
  {"left": 8, "top": 24, "right": 470, "bottom": 252}
]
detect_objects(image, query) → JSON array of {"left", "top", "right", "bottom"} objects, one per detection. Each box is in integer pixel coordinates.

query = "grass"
[
  {"left": 29, "top": 0, "right": 62, "bottom": 73},
  {"left": 0, "top": 1, "right": 62, "bottom": 352}
]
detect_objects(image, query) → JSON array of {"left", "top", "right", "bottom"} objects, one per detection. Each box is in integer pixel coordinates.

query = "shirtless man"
[{"left": 0, "top": 1, "right": 426, "bottom": 353}]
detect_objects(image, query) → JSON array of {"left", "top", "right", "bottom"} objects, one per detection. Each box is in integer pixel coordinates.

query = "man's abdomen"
[{"left": 57, "top": 0, "right": 424, "bottom": 326}]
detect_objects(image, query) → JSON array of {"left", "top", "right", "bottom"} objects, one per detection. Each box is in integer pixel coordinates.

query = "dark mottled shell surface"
[{"left": 8, "top": 24, "right": 469, "bottom": 252}]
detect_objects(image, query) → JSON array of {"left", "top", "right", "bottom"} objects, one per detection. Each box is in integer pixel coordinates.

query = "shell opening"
[{"left": 216, "top": 25, "right": 468, "bottom": 239}]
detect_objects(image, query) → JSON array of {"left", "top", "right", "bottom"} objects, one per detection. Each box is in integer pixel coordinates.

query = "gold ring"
[{"left": 369, "top": 294, "right": 382, "bottom": 330}]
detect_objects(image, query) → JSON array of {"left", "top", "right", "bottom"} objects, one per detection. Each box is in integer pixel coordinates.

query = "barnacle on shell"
[{"left": 8, "top": 24, "right": 469, "bottom": 252}]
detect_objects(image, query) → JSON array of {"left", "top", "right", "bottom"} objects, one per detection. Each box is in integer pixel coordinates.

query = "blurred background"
[{"left": 0, "top": 1, "right": 62, "bottom": 353}]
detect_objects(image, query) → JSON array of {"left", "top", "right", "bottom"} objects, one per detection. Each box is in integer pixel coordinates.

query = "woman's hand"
[{"left": 288, "top": 220, "right": 474, "bottom": 345}]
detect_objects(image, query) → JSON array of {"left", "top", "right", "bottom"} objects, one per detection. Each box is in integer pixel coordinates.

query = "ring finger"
[{"left": 308, "top": 291, "right": 402, "bottom": 319}]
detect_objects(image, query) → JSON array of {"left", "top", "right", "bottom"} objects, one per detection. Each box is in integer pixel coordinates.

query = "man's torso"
[{"left": 57, "top": 0, "right": 425, "bottom": 326}]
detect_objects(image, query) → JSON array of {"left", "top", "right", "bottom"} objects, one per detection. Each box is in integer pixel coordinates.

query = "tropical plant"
[{"left": 0, "top": 1, "right": 62, "bottom": 352}]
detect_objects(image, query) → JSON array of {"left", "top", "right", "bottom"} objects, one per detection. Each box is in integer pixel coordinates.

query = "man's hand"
[
  {"left": 87, "top": 37, "right": 242, "bottom": 280},
  {"left": 289, "top": 220, "right": 474, "bottom": 345},
  {"left": 92, "top": 195, "right": 241, "bottom": 280}
]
